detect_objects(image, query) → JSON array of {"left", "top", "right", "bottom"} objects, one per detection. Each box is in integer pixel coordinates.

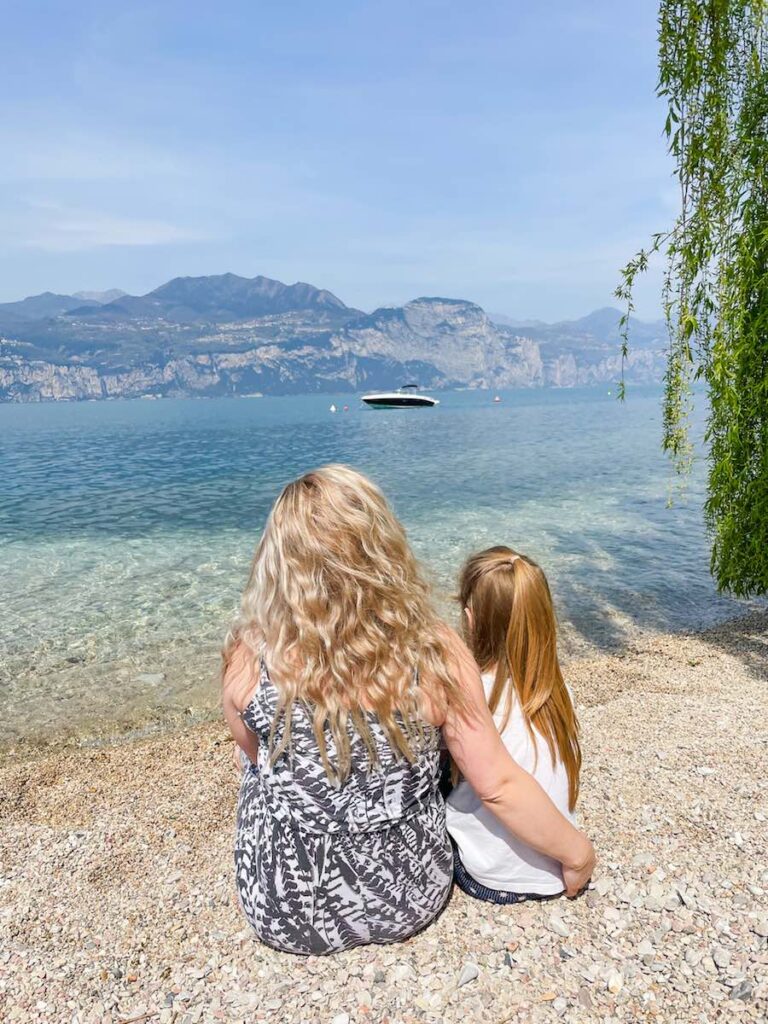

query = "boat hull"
[{"left": 361, "top": 395, "right": 439, "bottom": 408}]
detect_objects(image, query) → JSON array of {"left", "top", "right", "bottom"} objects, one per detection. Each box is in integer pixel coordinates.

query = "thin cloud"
[
  {"left": 0, "top": 132, "right": 184, "bottom": 185},
  {"left": 21, "top": 205, "right": 211, "bottom": 251}
]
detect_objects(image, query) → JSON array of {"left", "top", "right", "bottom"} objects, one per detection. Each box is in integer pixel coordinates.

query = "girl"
[
  {"left": 447, "top": 546, "right": 582, "bottom": 902},
  {"left": 222, "top": 468, "right": 594, "bottom": 954}
]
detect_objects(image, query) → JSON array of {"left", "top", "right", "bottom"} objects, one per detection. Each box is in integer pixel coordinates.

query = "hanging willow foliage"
[{"left": 617, "top": 0, "right": 768, "bottom": 596}]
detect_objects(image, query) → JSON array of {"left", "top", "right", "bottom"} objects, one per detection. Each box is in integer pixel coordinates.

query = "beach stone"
[
  {"left": 632, "top": 853, "right": 655, "bottom": 869},
  {"left": 619, "top": 883, "right": 637, "bottom": 903},
  {"left": 577, "top": 988, "right": 594, "bottom": 1010},
  {"left": 457, "top": 963, "right": 479, "bottom": 987},
  {"left": 752, "top": 920, "right": 768, "bottom": 938},
  {"left": 548, "top": 916, "right": 570, "bottom": 938},
  {"left": 607, "top": 970, "right": 624, "bottom": 994},
  {"left": 331, "top": 1014, "right": 350, "bottom": 1024},
  {"left": 729, "top": 980, "right": 753, "bottom": 1002},
  {"left": 392, "top": 964, "right": 414, "bottom": 982},
  {"left": 713, "top": 948, "right": 731, "bottom": 970},
  {"left": 676, "top": 888, "right": 697, "bottom": 909}
]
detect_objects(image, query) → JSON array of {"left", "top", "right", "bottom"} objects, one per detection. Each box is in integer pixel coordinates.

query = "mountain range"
[{"left": 0, "top": 273, "right": 667, "bottom": 403}]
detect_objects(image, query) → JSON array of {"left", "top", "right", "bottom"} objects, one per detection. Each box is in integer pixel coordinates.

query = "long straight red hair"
[{"left": 458, "top": 546, "right": 581, "bottom": 810}]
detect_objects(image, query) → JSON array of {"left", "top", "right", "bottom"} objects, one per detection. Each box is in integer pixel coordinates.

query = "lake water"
[{"left": 0, "top": 387, "right": 755, "bottom": 752}]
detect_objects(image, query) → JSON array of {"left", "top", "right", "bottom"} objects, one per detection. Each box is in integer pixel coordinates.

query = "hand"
[
  {"left": 232, "top": 743, "right": 245, "bottom": 774},
  {"left": 562, "top": 835, "right": 596, "bottom": 898}
]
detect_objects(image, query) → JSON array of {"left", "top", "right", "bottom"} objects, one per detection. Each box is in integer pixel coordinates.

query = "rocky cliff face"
[
  {"left": 0, "top": 276, "right": 666, "bottom": 402},
  {"left": 333, "top": 298, "right": 545, "bottom": 387}
]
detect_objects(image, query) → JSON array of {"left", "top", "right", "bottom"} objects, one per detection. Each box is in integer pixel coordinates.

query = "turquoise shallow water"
[{"left": 0, "top": 387, "right": 754, "bottom": 749}]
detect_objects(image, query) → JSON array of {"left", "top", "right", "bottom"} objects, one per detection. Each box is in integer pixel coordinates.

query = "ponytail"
[{"left": 459, "top": 547, "right": 581, "bottom": 810}]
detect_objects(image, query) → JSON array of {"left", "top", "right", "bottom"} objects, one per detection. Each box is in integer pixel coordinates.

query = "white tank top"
[{"left": 445, "top": 672, "right": 577, "bottom": 895}]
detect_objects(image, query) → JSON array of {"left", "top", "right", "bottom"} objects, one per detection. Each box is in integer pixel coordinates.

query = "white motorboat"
[{"left": 361, "top": 384, "right": 439, "bottom": 409}]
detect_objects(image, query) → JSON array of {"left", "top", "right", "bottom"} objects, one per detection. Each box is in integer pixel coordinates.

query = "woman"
[{"left": 222, "top": 465, "right": 595, "bottom": 955}]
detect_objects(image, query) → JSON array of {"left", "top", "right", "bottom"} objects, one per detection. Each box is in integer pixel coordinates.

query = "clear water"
[{"left": 0, "top": 388, "right": 754, "bottom": 750}]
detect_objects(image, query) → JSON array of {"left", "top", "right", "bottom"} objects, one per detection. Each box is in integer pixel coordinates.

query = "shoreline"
[
  {"left": 1, "top": 609, "right": 767, "bottom": 1022},
  {"left": 0, "top": 383, "right": 674, "bottom": 409},
  {"left": 1, "top": 601, "right": 763, "bottom": 768}
]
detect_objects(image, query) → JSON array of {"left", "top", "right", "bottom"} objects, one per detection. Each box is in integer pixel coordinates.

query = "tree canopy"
[{"left": 618, "top": 0, "right": 768, "bottom": 596}]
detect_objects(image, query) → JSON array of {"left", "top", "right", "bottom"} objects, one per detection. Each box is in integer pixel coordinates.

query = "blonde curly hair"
[{"left": 222, "top": 464, "right": 463, "bottom": 783}]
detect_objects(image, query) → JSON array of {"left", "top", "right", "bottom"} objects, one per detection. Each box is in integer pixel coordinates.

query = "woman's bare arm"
[
  {"left": 222, "top": 641, "right": 261, "bottom": 764},
  {"left": 436, "top": 629, "right": 595, "bottom": 896}
]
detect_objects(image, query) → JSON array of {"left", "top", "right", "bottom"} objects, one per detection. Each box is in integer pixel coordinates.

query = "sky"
[{"left": 1, "top": 0, "right": 674, "bottom": 320}]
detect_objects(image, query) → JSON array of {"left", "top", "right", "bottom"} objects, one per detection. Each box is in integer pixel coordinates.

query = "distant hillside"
[
  {"left": 0, "top": 292, "right": 103, "bottom": 323},
  {"left": 72, "top": 289, "right": 127, "bottom": 304},
  {"left": 493, "top": 306, "right": 667, "bottom": 349},
  {"left": 78, "top": 273, "right": 352, "bottom": 323},
  {"left": 0, "top": 274, "right": 667, "bottom": 402}
]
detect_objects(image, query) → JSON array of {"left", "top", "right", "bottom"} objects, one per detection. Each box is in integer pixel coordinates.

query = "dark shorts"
[{"left": 452, "top": 843, "right": 564, "bottom": 905}]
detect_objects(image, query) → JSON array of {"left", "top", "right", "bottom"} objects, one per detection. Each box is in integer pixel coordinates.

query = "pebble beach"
[{"left": 1, "top": 610, "right": 767, "bottom": 1024}]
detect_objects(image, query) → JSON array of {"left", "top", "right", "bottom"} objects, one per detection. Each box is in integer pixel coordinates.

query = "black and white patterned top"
[{"left": 234, "top": 656, "right": 452, "bottom": 955}]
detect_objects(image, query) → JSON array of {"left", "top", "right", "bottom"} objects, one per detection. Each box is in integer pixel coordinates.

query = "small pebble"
[
  {"left": 577, "top": 988, "right": 594, "bottom": 1010},
  {"left": 457, "top": 962, "right": 479, "bottom": 987},
  {"left": 607, "top": 970, "right": 624, "bottom": 994},
  {"left": 548, "top": 915, "right": 570, "bottom": 938},
  {"left": 713, "top": 948, "right": 731, "bottom": 970},
  {"left": 729, "top": 980, "right": 753, "bottom": 1002}
]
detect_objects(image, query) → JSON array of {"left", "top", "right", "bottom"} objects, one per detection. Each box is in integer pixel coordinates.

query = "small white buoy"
[
  {"left": 329, "top": 403, "right": 337, "bottom": 413},
  {"left": 493, "top": 395, "right": 501, "bottom": 403}
]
